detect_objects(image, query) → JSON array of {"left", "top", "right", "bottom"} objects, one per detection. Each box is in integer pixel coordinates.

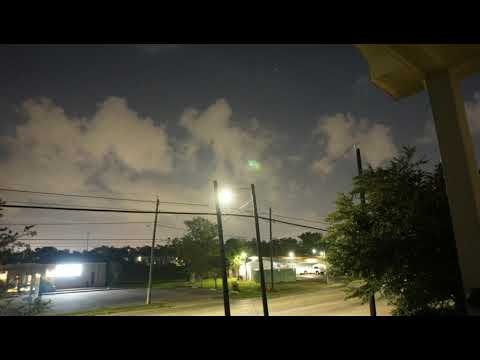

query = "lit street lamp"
[
  {"left": 218, "top": 187, "right": 234, "bottom": 207},
  {"left": 312, "top": 249, "right": 317, "bottom": 255}
]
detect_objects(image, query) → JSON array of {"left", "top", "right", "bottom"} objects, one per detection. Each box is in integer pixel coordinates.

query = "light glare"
[
  {"left": 218, "top": 188, "right": 234, "bottom": 206},
  {"left": 46, "top": 264, "right": 83, "bottom": 278}
]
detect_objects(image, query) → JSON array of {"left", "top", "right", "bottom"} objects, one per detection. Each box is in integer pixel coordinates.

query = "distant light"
[
  {"left": 137, "top": 256, "right": 142, "bottom": 262},
  {"left": 320, "top": 251, "right": 326, "bottom": 257},
  {"left": 312, "top": 249, "right": 317, "bottom": 254},
  {"left": 248, "top": 160, "right": 261, "bottom": 171},
  {"left": 46, "top": 264, "right": 83, "bottom": 278},
  {"left": 241, "top": 251, "right": 247, "bottom": 259},
  {"left": 218, "top": 188, "right": 234, "bottom": 206},
  {"left": 288, "top": 251, "right": 295, "bottom": 258}
]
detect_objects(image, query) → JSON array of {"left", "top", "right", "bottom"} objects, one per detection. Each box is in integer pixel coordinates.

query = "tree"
[
  {"left": 0, "top": 199, "right": 50, "bottom": 316},
  {"left": 298, "top": 232, "right": 325, "bottom": 256},
  {"left": 175, "top": 217, "right": 219, "bottom": 285},
  {"left": 324, "top": 147, "right": 465, "bottom": 315}
]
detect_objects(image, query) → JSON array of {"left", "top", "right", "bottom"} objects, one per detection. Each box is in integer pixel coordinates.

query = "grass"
[
  {"left": 60, "top": 277, "right": 346, "bottom": 316},
  {"left": 61, "top": 302, "right": 172, "bottom": 316},
  {"left": 191, "top": 277, "right": 339, "bottom": 299}
]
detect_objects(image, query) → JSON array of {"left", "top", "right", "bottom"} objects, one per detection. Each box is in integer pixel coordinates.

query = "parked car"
[{"left": 312, "top": 264, "right": 326, "bottom": 275}]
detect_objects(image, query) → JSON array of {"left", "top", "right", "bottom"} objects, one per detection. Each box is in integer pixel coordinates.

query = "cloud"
[
  {"left": 179, "top": 99, "right": 274, "bottom": 181},
  {"left": 311, "top": 113, "right": 398, "bottom": 176},
  {"left": 0, "top": 97, "right": 173, "bottom": 194}
]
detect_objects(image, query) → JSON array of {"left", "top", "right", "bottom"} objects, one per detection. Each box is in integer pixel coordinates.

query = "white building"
[
  {"left": 0, "top": 262, "right": 107, "bottom": 296},
  {"left": 238, "top": 256, "right": 327, "bottom": 281}
]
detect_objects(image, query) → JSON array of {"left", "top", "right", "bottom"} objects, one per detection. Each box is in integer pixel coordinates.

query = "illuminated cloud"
[{"left": 311, "top": 113, "right": 398, "bottom": 176}]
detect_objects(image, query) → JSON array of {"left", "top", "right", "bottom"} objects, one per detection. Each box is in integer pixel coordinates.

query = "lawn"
[
  {"left": 190, "top": 277, "right": 337, "bottom": 299},
  {"left": 62, "top": 302, "right": 172, "bottom": 316}
]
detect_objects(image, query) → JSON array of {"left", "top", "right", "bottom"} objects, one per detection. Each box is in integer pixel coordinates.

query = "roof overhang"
[{"left": 355, "top": 44, "right": 480, "bottom": 100}]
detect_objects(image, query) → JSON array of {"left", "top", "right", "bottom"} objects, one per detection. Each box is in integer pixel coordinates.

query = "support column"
[{"left": 425, "top": 69, "right": 480, "bottom": 300}]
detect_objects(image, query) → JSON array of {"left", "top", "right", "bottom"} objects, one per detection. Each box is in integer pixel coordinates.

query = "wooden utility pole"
[
  {"left": 213, "top": 180, "right": 231, "bottom": 316},
  {"left": 356, "top": 147, "right": 377, "bottom": 317},
  {"left": 251, "top": 184, "right": 269, "bottom": 316},
  {"left": 145, "top": 197, "right": 159, "bottom": 305},
  {"left": 269, "top": 208, "right": 275, "bottom": 291}
]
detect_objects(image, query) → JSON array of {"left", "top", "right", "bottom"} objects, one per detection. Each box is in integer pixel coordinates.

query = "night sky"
[{"left": 1, "top": 44, "right": 480, "bottom": 250}]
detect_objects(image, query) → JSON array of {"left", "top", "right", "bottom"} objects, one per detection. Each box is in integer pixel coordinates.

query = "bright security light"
[
  {"left": 46, "top": 264, "right": 83, "bottom": 278},
  {"left": 288, "top": 251, "right": 295, "bottom": 258},
  {"left": 312, "top": 249, "right": 317, "bottom": 254},
  {"left": 218, "top": 188, "right": 234, "bottom": 206}
]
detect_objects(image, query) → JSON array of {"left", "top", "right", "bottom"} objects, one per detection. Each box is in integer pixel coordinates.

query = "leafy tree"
[
  {"left": 324, "top": 147, "right": 465, "bottom": 315},
  {"left": 298, "top": 232, "right": 325, "bottom": 256},
  {"left": 0, "top": 199, "right": 50, "bottom": 316},
  {"left": 175, "top": 217, "right": 219, "bottom": 285}
]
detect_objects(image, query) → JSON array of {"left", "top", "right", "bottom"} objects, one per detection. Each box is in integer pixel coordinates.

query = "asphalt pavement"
[
  {"left": 38, "top": 283, "right": 391, "bottom": 316},
  {"left": 42, "top": 287, "right": 223, "bottom": 314}
]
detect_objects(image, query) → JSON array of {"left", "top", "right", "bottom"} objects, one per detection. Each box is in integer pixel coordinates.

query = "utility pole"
[
  {"left": 86, "top": 232, "right": 90, "bottom": 252},
  {"left": 145, "top": 197, "right": 160, "bottom": 305},
  {"left": 269, "top": 207, "right": 275, "bottom": 291},
  {"left": 356, "top": 147, "right": 377, "bottom": 317},
  {"left": 213, "top": 180, "right": 231, "bottom": 316},
  {"left": 251, "top": 184, "right": 269, "bottom": 316}
]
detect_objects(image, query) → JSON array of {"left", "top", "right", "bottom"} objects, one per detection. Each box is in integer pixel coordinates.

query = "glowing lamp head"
[
  {"left": 218, "top": 188, "right": 234, "bottom": 206},
  {"left": 288, "top": 251, "right": 295, "bottom": 258},
  {"left": 312, "top": 249, "right": 317, "bottom": 254}
]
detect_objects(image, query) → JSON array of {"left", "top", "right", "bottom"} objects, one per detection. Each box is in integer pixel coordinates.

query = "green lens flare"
[{"left": 248, "top": 160, "right": 261, "bottom": 171}]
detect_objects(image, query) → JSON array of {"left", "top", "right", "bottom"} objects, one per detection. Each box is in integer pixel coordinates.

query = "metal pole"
[
  {"left": 145, "top": 197, "right": 160, "bottom": 305},
  {"left": 86, "top": 232, "right": 90, "bottom": 252},
  {"left": 213, "top": 180, "right": 231, "bottom": 316},
  {"left": 269, "top": 207, "right": 274, "bottom": 291},
  {"left": 251, "top": 184, "right": 269, "bottom": 316},
  {"left": 356, "top": 147, "right": 377, "bottom": 316},
  {"left": 245, "top": 258, "right": 248, "bottom": 280}
]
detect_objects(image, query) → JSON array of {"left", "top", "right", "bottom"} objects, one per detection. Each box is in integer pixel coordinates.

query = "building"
[
  {"left": 238, "top": 255, "right": 327, "bottom": 283},
  {"left": 0, "top": 262, "right": 107, "bottom": 296}
]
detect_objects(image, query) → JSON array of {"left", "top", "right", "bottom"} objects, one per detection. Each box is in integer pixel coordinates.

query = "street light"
[
  {"left": 218, "top": 187, "right": 234, "bottom": 207},
  {"left": 288, "top": 251, "right": 295, "bottom": 258},
  {"left": 312, "top": 249, "right": 317, "bottom": 255}
]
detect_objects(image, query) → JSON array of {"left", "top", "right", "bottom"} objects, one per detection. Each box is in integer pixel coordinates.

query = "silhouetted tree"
[{"left": 325, "top": 147, "right": 465, "bottom": 315}]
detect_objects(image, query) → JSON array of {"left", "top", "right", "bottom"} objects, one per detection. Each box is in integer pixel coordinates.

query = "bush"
[{"left": 231, "top": 280, "right": 240, "bottom": 292}]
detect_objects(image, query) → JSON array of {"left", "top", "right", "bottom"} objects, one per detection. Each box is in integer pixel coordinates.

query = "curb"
[{"left": 41, "top": 287, "right": 122, "bottom": 296}]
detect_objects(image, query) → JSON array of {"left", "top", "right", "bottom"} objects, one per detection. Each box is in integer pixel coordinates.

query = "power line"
[
  {"left": 2, "top": 204, "right": 328, "bottom": 231},
  {"left": 264, "top": 213, "right": 329, "bottom": 225},
  {"left": 0, "top": 187, "right": 210, "bottom": 207}
]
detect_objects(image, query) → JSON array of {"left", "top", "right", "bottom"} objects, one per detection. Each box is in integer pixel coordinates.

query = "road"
[
  {"left": 116, "top": 284, "right": 392, "bottom": 316},
  {"left": 42, "top": 287, "right": 223, "bottom": 314},
  {"left": 41, "top": 283, "right": 392, "bottom": 316}
]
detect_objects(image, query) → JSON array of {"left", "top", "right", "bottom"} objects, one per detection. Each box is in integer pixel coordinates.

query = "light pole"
[
  {"left": 145, "top": 197, "right": 160, "bottom": 305},
  {"left": 213, "top": 180, "right": 231, "bottom": 317},
  {"left": 356, "top": 147, "right": 377, "bottom": 317},
  {"left": 269, "top": 208, "right": 275, "bottom": 291},
  {"left": 251, "top": 184, "right": 269, "bottom": 316}
]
